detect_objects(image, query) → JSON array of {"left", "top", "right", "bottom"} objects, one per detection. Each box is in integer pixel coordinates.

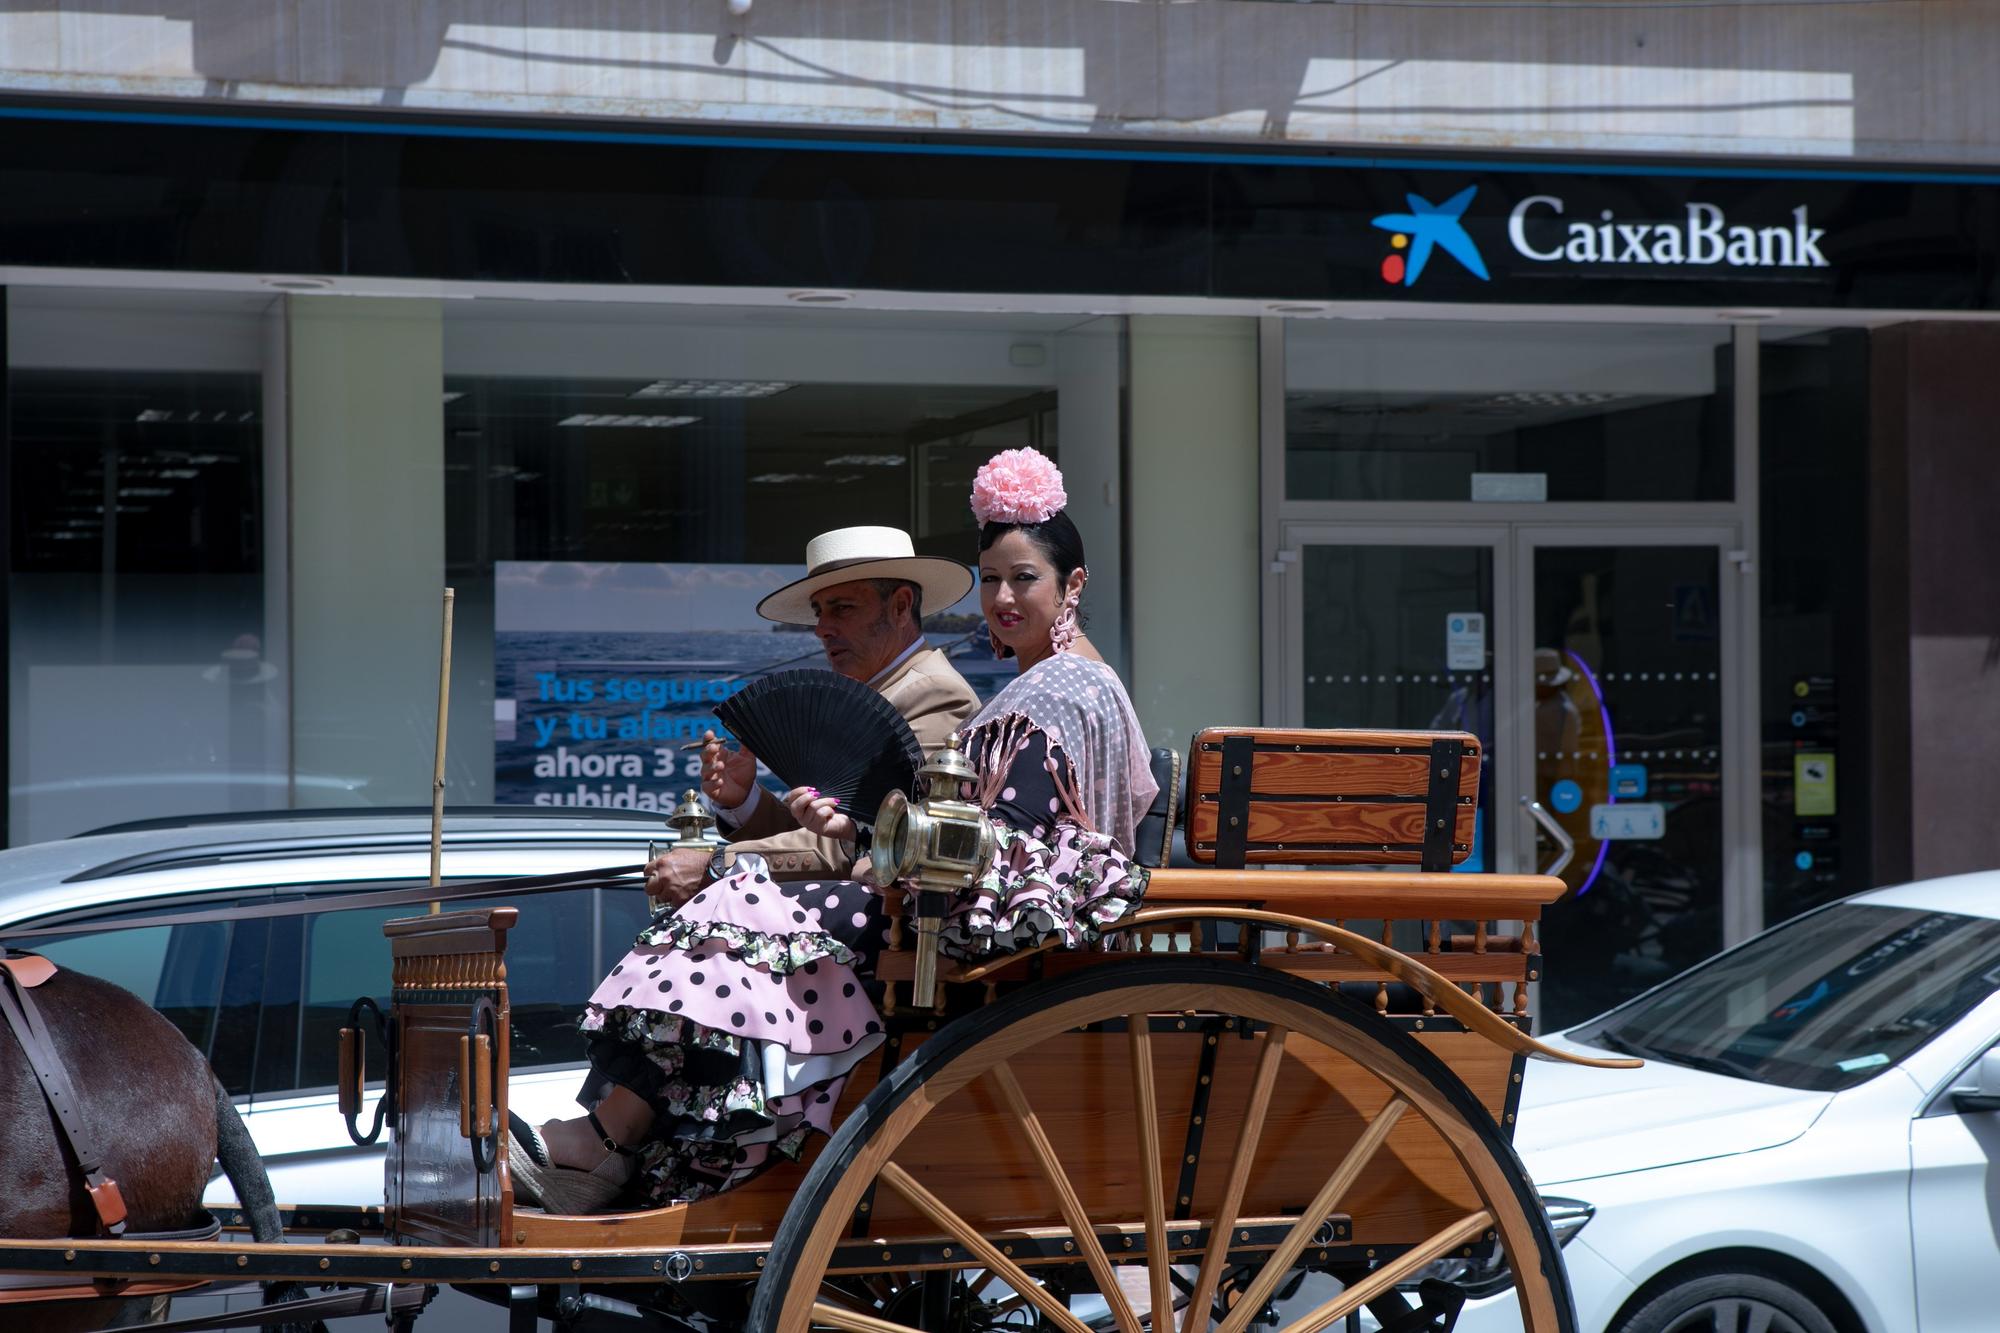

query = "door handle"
[{"left": 1521, "top": 797, "right": 1576, "bottom": 877}]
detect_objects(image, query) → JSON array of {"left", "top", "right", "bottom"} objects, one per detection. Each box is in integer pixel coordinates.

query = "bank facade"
[{"left": 3, "top": 8, "right": 1998, "bottom": 1027}]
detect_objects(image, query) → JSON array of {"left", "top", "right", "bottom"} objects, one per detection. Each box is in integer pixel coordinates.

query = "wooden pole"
[{"left": 430, "top": 587, "right": 456, "bottom": 904}]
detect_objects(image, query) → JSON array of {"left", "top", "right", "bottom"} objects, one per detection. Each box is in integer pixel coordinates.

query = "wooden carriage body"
[{"left": 365, "top": 727, "right": 1587, "bottom": 1333}]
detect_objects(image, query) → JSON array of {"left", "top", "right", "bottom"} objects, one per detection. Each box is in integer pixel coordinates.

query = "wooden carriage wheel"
[{"left": 750, "top": 958, "right": 1574, "bottom": 1333}]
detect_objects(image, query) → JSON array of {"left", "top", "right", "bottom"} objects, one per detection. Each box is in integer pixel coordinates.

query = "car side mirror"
[{"left": 1950, "top": 1048, "right": 2000, "bottom": 1114}]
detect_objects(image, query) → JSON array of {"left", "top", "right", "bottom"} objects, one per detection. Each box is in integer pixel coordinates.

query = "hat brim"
[{"left": 755, "top": 557, "right": 975, "bottom": 626}]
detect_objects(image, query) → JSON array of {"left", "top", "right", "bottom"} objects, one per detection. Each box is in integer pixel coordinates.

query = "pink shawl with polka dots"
[{"left": 962, "top": 654, "right": 1158, "bottom": 854}]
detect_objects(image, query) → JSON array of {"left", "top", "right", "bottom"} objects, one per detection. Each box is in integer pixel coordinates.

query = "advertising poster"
[{"left": 494, "top": 561, "right": 994, "bottom": 811}]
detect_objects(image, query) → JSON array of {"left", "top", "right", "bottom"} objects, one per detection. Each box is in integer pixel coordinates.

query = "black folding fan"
[{"left": 712, "top": 669, "right": 925, "bottom": 826}]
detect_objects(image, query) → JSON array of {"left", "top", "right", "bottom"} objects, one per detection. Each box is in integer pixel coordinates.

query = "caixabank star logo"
[{"left": 1370, "top": 185, "right": 1490, "bottom": 287}]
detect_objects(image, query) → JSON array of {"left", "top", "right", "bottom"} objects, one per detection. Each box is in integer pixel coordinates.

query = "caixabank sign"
[
  {"left": 1215, "top": 161, "right": 1999, "bottom": 310},
  {"left": 0, "top": 102, "right": 1994, "bottom": 313},
  {"left": 1362, "top": 183, "right": 1830, "bottom": 287}
]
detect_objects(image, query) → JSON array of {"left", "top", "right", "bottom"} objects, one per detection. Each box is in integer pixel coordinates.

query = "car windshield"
[{"left": 1572, "top": 903, "right": 2000, "bottom": 1092}]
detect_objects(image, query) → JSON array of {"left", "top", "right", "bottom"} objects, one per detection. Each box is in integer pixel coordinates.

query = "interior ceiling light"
[
  {"left": 750, "top": 472, "right": 817, "bottom": 484},
  {"left": 135, "top": 409, "right": 256, "bottom": 424},
  {"left": 442, "top": 391, "right": 466, "bottom": 404},
  {"left": 1718, "top": 308, "right": 1780, "bottom": 320},
  {"left": 259, "top": 275, "right": 336, "bottom": 292},
  {"left": 824, "top": 453, "right": 906, "bottom": 467},
  {"left": 1267, "top": 302, "right": 1332, "bottom": 316},
  {"left": 631, "top": 380, "right": 794, "bottom": 400},
  {"left": 558, "top": 413, "right": 700, "bottom": 428},
  {"left": 787, "top": 290, "right": 854, "bottom": 305}
]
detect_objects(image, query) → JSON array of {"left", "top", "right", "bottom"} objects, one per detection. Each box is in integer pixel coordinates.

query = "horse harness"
[{"left": 0, "top": 948, "right": 128, "bottom": 1236}]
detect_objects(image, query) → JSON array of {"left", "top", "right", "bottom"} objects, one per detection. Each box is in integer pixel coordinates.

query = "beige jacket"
[{"left": 727, "top": 645, "right": 981, "bottom": 878}]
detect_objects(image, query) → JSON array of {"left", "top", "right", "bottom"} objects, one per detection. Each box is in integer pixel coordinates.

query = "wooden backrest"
[
  {"left": 382, "top": 907, "right": 516, "bottom": 1248},
  {"left": 1185, "top": 727, "right": 1480, "bottom": 869}
]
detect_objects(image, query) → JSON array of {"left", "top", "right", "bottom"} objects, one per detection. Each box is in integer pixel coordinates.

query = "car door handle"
[{"left": 1521, "top": 797, "right": 1576, "bottom": 877}]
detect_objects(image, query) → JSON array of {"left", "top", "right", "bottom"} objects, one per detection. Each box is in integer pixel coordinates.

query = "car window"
[
  {"left": 19, "top": 913, "right": 237, "bottom": 1075},
  {"left": 1576, "top": 904, "right": 2000, "bottom": 1091},
  {"left": 291, "top": 886, "right": 602, "bottom": 1092}
]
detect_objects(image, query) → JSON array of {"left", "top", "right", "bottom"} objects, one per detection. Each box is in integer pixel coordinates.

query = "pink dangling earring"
[{"left": 1049, "top": 593, "right": 1081, "bottom": 655}]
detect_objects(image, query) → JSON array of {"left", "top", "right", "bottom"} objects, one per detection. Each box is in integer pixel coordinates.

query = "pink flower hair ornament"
[{"left": 970, "top": 446, "right": 1068, "bottom": 526}]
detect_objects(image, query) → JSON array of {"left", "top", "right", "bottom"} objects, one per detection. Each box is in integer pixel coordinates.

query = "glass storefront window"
[
  {"left": 1284, "top": 321, "right": 1734, "bottom": 503},
  {"left": 438, "top": 305, "right": 1099, "bottom": 810},
  {"left": 7, "top": 288, "right": 283, "bottom": 845}
]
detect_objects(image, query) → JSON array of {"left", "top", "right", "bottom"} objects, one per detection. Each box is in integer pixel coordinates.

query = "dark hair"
[
  {"left": 978, "top": 512, "right": 1087, "bottom": 659},
  {"left": 977, "top": 510, "right": 1087, "bottom": 586},
  {"left": 867, "top": 577, "right": 924, "bottom": 622}
]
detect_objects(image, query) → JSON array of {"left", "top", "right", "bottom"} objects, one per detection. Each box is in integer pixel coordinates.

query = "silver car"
[{"left": 0, "top": 807, "right": 662, "bottom": 1213}]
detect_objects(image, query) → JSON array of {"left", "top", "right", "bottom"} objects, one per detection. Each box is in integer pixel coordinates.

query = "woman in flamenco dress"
[{"left": 510, "top": 446, "right": 1156, "bottom": 1212}]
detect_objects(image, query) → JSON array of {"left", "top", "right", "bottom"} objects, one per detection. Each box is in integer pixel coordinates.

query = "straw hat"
[{"left": 755, "top": 526, "right": 974, "bottom": 626}]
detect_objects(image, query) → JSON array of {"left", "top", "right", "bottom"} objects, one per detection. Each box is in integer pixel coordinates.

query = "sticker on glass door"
[{"left": 1445, "top": 612, "right": 1486, "bottom": 670}]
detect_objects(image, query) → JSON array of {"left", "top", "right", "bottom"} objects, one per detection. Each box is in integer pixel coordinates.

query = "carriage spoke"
[
  {"left": 1274, "top": 1210, "right": 1495, "bottom": 1333},
  {"left": 1127, "top": 1011, "right": 1176, "bottom": 1330},
  {"left": 876, "top": 1162, "right": 1098, "bottom": 1333},
  {"left": 809, "top": 1299, "right": 930, "bottom": 1333},
  {"left": 1211, "top": 1096, "right": 1410, "bottom": 1333},
  {"left": 990, "top": 1061, "right": 1146, "bottom": 1333},
  {"left": 1182, "top": 1026, "right": 1290, "bottom": 1331}
]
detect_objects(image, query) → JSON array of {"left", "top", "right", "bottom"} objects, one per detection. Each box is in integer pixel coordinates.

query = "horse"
[{"left": 1, "top": 962, "right": 307, "bottom": 1332}]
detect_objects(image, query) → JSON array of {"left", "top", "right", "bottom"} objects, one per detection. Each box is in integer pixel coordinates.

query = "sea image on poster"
[{"left": 494, "top": 560, "right": 999, "bottom": 810}]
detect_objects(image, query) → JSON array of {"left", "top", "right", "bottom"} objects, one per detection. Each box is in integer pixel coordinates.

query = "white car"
[
  {"left": 0, "top": 808, "right": 663, "bottom": 1216},
  {"left": 1452, "top": 869, "right": 2000, "bottom": 1333}
]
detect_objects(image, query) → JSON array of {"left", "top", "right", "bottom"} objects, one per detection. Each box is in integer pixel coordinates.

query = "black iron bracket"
[
  {"left": 1213, "top": 733, "right": 1255, "bottom": 869},
  {"left": 1421, "top": 737, "right": 1465, "bottom": 874},
  {"left": 1172, "top": 1018, "right": 1224, "bottom": 1220}
]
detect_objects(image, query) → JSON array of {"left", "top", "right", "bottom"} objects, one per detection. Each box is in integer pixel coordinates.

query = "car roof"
[
  {"left": 1852, "top": 868, "right": 2000, "bottom": 920},
  {"left": 0, "top": 807, "right": 665, "bottom": 928}
]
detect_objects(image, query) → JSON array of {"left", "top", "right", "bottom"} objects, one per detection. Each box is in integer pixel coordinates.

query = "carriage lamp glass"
[
  {"left": 866, "top": 736, "right": 999, "bottom": 1008},
  {"left": 1409, "top": 1196, "right": 1593, "bottom": 1300}
]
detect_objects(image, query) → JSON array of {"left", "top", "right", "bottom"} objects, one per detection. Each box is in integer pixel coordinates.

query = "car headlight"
[{"left": 1407, "top": 1196, "right": 1594, "bottom": 1301}]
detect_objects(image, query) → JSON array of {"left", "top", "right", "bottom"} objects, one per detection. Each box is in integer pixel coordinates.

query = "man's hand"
[
  {"left": 784, "top": 786, "right": 858, "bottom": 843},
  {"left": 644, "top": 846, "right": 719, "bottom": 909},
  {"left": 700, "top": 730, "right": 759, "bottom": 810}
]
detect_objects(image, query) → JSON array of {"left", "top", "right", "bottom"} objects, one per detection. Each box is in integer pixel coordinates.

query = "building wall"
[
  {"left": 1125, "top": 315, "right": 1260, "bottom": 754},
  {"left": 1869, "top": 322, "right": 2000, "bottom": 883},
  {"left": 1, "top": 2, "right": 1997, "bottom": 165}
]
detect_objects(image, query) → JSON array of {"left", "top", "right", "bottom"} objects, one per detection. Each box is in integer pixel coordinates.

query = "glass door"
[
  {"left": 1281, "top": 523, "right": 1519, "bottom": 879},
  {"left": 1516, "top": 528, "right": 1739, "bottom": 1028},
  {"left": 1282, "top": 521, "right": 1748, "bottom": 1029}
]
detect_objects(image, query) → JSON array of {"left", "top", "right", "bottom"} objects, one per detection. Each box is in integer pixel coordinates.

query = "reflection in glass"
[
  {"left": 1534, "top": 546, "right": 1724, "bottom": 1029},
  {"left": 1284, "top": 322, "right": 1733, "bottom": 502},
  {"left": 8, "top": 335, "right": 278, "bottom": 844},
  {"left": 1302, "top": 545, "right": 1496, "bottom": 871}
]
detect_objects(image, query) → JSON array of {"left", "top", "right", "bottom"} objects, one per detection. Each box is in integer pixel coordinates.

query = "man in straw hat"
[{"left": 644, "top": 525, "right": 981, "bottom": 902}]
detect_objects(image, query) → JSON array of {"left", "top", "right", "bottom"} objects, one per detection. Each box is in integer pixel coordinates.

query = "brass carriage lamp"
[
  {"left": 647, "top": 789, "right": 726, "bottom": 913},
  {"left": 866, "top": 734, "right": 998, "bottom": 1008}
]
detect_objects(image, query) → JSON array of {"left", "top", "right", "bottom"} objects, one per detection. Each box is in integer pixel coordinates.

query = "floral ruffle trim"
[{"left": 635, "top": 915, "right": 857, "bottom": 976}]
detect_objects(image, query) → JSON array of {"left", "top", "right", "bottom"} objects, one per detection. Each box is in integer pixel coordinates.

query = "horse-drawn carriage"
[{"left": 0, "top": 726, "right": 1630, "bottom": 1333}]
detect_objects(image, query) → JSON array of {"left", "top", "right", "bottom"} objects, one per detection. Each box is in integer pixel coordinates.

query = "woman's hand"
[{"left": 784, "top": 786, "right": 857, "bottom": 843}]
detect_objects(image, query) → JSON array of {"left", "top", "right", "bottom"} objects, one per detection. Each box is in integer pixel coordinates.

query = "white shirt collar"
[{"left": 866, "top": 635, "right": 927, "bottom": 689}]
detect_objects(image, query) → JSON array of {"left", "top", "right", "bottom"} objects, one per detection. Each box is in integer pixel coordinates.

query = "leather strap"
[
  {"left": 0, "top": 951, "right": 55, "bottom": 988},
  {"left": 0, "top": 954, "right": 127, "bottom": 1235}
]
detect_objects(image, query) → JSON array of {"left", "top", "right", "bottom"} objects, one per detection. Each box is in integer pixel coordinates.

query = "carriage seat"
[{"left": 1132, "top": 746, "right": 1183, "bottom": 870}]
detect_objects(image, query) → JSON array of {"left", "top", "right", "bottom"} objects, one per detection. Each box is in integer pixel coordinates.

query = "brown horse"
[{"left": 1, "top": 964, "right": 305, "bottom": 1331}]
